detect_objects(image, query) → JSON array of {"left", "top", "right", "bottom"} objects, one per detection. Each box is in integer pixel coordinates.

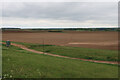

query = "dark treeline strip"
[{"left": 1, "top": 28, "right": 120, "bottom": 31}]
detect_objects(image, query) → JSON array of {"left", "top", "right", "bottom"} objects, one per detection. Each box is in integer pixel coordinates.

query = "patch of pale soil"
[{"left": 68, "top": 41, "right": 118, "bottom": 46}]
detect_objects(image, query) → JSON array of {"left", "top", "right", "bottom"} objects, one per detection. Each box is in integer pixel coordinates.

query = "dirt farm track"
[{"left": 2, "top": 31, "right": 118, "bottom": 50}]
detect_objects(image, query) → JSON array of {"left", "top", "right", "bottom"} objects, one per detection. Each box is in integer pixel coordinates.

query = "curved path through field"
[{"left": 2, "top": 42, "right": 119, "bottom": 65}]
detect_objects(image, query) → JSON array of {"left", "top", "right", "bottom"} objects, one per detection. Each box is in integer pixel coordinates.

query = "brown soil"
[{"left": 2, "top": 31, "right": 118, "bottom": 50}]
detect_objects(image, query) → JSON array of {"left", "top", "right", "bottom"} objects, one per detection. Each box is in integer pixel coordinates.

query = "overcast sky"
[{"left": 1, "top": 2, "right": 118, "bottom": 28}]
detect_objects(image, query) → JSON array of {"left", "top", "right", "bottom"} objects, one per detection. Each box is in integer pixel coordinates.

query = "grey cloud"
[{"left": 2, "top": 2, "right": 118, "bottom": 26}]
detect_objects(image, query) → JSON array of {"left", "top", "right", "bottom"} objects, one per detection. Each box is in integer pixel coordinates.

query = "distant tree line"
[
  {"left": 1, "top": 28, "right": 120, "bottom": 31},
  {"left": 61, "top": 28, "right": 119, "bottom": 31},
  {"left": 2, "top": 28, "right": 21, "bottom": 30},
  {"left": 31, "top": 28, "right": 120, "bottom": 31}
]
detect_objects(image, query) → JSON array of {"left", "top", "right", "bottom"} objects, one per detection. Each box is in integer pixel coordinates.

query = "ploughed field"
[{"left": 2, "top": 31, "right": 118, "bottom": 50}]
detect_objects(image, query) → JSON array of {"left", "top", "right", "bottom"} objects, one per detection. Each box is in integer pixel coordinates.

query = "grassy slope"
[
  {"left": 11, "top": 41, "right": 118, "bottom": 61},
  {"left": 2, "top": 44, "right": 118, "bottom": 78}
]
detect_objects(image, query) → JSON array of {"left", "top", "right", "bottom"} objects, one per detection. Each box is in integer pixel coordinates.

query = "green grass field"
[
  {"left": 2, "top": 43, "right": 118, "bottom": 78},
  {"left": 11, "top": 41, "right": 118, "bottom": 61}
]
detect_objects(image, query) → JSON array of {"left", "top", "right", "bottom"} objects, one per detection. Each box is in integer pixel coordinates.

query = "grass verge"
[{"left": 9, "top": 41, "right": 118, "bottom": 61}]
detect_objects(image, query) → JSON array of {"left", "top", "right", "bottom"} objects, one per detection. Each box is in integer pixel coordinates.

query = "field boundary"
[{"left": 2, "top": 42, "right": 119, "bottom": 65}]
